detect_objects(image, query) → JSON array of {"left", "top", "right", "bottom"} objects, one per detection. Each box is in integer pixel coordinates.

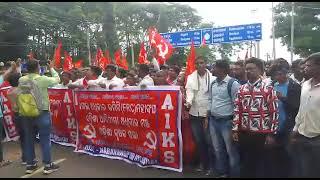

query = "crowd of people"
[{"left": 0, "top": 53, "right": 319, "bottom": 177}]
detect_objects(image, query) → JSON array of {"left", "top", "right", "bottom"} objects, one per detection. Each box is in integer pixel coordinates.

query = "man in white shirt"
[
  {"left": 94, "top": 64, "right": 124, "bottom": 90},
  {"left": 185, "top": 56, "right": 216, "bottom": 175},
  {"left": 290, "top": 52, "right": 320, "bottom": 178},
  {"left": 68, "top": 66, "right": 101, "bottom": 90},
  {"left": 54, "top": 71, "right": 72, "bottom": 88},
  {"left": 137, "top": 64, "right": 154, "bottom": 88}
]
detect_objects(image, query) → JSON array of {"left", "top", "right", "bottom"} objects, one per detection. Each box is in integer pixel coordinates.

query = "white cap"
[{"left": 0, "top": 62, "right": 4, "bottom": 66}]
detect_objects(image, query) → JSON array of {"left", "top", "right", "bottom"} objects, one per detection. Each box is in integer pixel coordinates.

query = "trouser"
[
  {"left": 289, "top": 134, "right": 320, "bottom": 178},
  {"left": 209, "top": 116, "right": 240, "bottom": 177},
  {"left": 21, "top": 111, "right": 52, "bottom": 165},
  {"left": 0, "top": 117, "right": 3, "bottom": 162},
  {"left": 238, "top": 131, "right": 266, "bottom": 178},
  {"left": 13, "top": 112, "right": 28, "bottom": 162},
  {"left": 264, "top": 132, "right": 291, "bottom": 178},
  {"left": 189, "top": 115, "right": 214, "bottom": 170}
]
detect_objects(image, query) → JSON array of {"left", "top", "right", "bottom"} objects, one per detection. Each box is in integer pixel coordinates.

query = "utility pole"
[
  {"left": 272, "top": 2, "right": 276, "bottom": 60},
  {"left": 290, "top": 2, "right": 295, "bottom": 63},
  {"left": 256, "top": 41, "right": 260, "bottom": 58}
]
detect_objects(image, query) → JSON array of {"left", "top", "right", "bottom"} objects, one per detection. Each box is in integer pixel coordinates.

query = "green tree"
[{"left": 274, "top": 2, "right": 320, "bottom": 57}]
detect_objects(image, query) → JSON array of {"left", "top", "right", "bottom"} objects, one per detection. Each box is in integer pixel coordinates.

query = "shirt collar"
[
  {"left": 309, "top": 78, "right": 320, "bottom": 87},
  {"left": 248, "top": 78, "right": 262, "bottom": 87},
  {"left": 216, "top": 75, "right": 230, "bottom": 84}
]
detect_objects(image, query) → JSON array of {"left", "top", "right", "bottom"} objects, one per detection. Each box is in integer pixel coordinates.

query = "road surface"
[{"left": 0, "top": 141, "right": 206, "bottom": 178}]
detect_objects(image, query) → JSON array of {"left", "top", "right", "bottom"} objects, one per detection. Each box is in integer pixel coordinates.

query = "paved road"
[{"left": 0, "top": 141, "right": 206, "bottom": 178}]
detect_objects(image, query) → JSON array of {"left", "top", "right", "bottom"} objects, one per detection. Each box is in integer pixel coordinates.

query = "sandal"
[{"left": 0, "top": 160, "right": 12, "bottom": 167}]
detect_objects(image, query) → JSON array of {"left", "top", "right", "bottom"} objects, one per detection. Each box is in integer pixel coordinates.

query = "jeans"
[
  {"left": 289, "top": 134, "right": 320, "bottom": 178},
  {"left": 0, "top": 117, "right": 3, "bottom": 162},
  {"left": 209, "top": 116, "right": 240, "bottom": 177},
  {"left": 189, "top": 115, "right": 214, "bottom": 170},
  {"left": 21, "top": 111, "right": 52, "bottom": 165},
  {"left": 13, "top": 113, "right": 29, "bottom": 162}
]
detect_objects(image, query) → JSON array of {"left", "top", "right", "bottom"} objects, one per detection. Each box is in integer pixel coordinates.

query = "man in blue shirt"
[
  {"left": 268, "top": 65, "right": 301, "bottom": 177},
  {"left": 207, "top": 60, "right": 241, "bottom": 177}
]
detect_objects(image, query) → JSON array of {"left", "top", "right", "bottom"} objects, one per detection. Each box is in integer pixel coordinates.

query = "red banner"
[
  {"left": 0, "top": 87, "right": 19, "bottom": 141},
  {"left": 74, "top": 87, "right": 182, "bottom": 172},
  {"left": 48, "top": 88, "right": 77, "bottom": 147}
]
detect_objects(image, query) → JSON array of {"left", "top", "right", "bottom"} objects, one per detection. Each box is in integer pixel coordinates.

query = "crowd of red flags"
[{"left": 26, "top": 26, "right": 216, "bottom": 73}]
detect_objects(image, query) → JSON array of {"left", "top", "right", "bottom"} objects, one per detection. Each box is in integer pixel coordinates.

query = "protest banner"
[
  {"left": 73, "top": 86, "right": 182, "bottom": 172},
  {"left": 48, "top": 88, "right": 77, "bottom": 147},
  {"left": 0, "top": 87, "right": 19, "bottom": 141}
]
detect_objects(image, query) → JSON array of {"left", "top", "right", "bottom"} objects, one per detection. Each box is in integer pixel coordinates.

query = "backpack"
[
  {"left": 210, "top": 78, "right": 236, "bottom": 100},
  {"left": 17, "top": 76, "right": 43, "bottom": 117}
]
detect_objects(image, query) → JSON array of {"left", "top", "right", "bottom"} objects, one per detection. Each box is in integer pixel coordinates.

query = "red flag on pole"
[
  {"left": 105, "top": 50, "right": 111, "bottom": 65},
  {"left": 63, "top": 51, "right": 74, "bottom": 71},
  {"left": 148, "top": 27, "right": 174, "bottom": 65},
  {"left": 114, "top": 48, "right": 122, "bottom": 66},
  {"left": 54, "top": 40, "right": 62, "bottom": 68},
  {"left": 73, "top": 59, "right": 83, "bottom": 69},
  {"left": 95, "top": 48, "right": 103, "bottom": 66},
  {"left": 138, "top": 42, "right": 150, "bottom": 64},
  {"left": 115, "top": 49, "right": 129, "bottom": 70},
  {"left": 121, "top": 55, "right": 129, "bottom": 70},
  {"left": 99, "top": 56, "right": 108, "bottom": 70},
  {"left": 185, "top": 41, "right": 196, "bottom": 85}
]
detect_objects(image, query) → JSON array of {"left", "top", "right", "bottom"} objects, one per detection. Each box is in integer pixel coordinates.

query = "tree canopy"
[
  {"left": 0, "top": 2, "right": 246, "bottom": 65},
  {"left": 274, "top": 2, "right": 320, "bottom": 58}
]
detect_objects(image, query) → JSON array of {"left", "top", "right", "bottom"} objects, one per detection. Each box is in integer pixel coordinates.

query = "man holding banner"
[{"left": 0, "top": 61, "right": 19, "bottom": 167}]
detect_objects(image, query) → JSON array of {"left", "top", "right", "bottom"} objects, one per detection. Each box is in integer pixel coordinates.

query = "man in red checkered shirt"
[{"left": 232, "top": 57, "right": 279, "bottom": 178}]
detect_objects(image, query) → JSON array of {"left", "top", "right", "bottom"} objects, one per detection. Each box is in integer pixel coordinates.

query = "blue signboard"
[
  {"left": 161, "top": 30, "right": 202, "bottom": 47},
  {"left": 160, "top": 23, "right": 262, "bottom": 47}
]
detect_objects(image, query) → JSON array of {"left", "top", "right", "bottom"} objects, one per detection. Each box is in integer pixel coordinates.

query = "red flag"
[
  {"left": 54, "top": 40, "right": 62, "bottom": 68},
  {"left": 95, "top": 48, "right": 103, "bottom": 66},
  {"left": 63, "top": 51, "right": 74, "bottom": 71},
  {"left": 148, "top": 27, "right": 174, "bottom": 65},
  {"left": 73, "top": 60, "right": 83, "bottom": 69},
  {"left": 27, "top": 51, "right": 34, "bottom": 60},
  {"left": 115, "top": 49, "right": 129, "bottom": 70},
  {"left": 105, "top": 50, "right": 111, "bottom": 65},
  {"left": 121, "top": 55, "right": 129, "bottom": 70},
  {"left": 138, "top": 42, "right": 150, "bottom": 64},
  {"left": 99, "top": 57, "right": 108, "bottom": 70},
  {"left": 114, "top": 48, "right": 122, "bottom": 67},
  {"left": 185, "top": 41, "right": 196, "bottom": 85}
]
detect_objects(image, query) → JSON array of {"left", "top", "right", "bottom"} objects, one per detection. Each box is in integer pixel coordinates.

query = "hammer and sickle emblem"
[
  {"left": 83, "top": 124, "right": 96, "bottom": 139},
  {"left": 143, "top": 130, "right": 157, "bottom": 150},
  {"left": 156, "top": 41, "right": 168, "bottom": 59}
]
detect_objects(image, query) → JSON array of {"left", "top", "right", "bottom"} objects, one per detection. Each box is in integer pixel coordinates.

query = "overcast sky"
[{"left": 177, "top": 2, "right": 300, "bottom": 62}]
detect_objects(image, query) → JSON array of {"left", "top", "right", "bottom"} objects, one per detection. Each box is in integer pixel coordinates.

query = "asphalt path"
[{"left": 0, "top": 141, "right": 207, "bottom": 178}]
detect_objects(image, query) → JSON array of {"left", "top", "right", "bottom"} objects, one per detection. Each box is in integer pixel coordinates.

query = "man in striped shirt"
[{"left": 232, "top": 57, "right": 279, "bottom": 178}]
